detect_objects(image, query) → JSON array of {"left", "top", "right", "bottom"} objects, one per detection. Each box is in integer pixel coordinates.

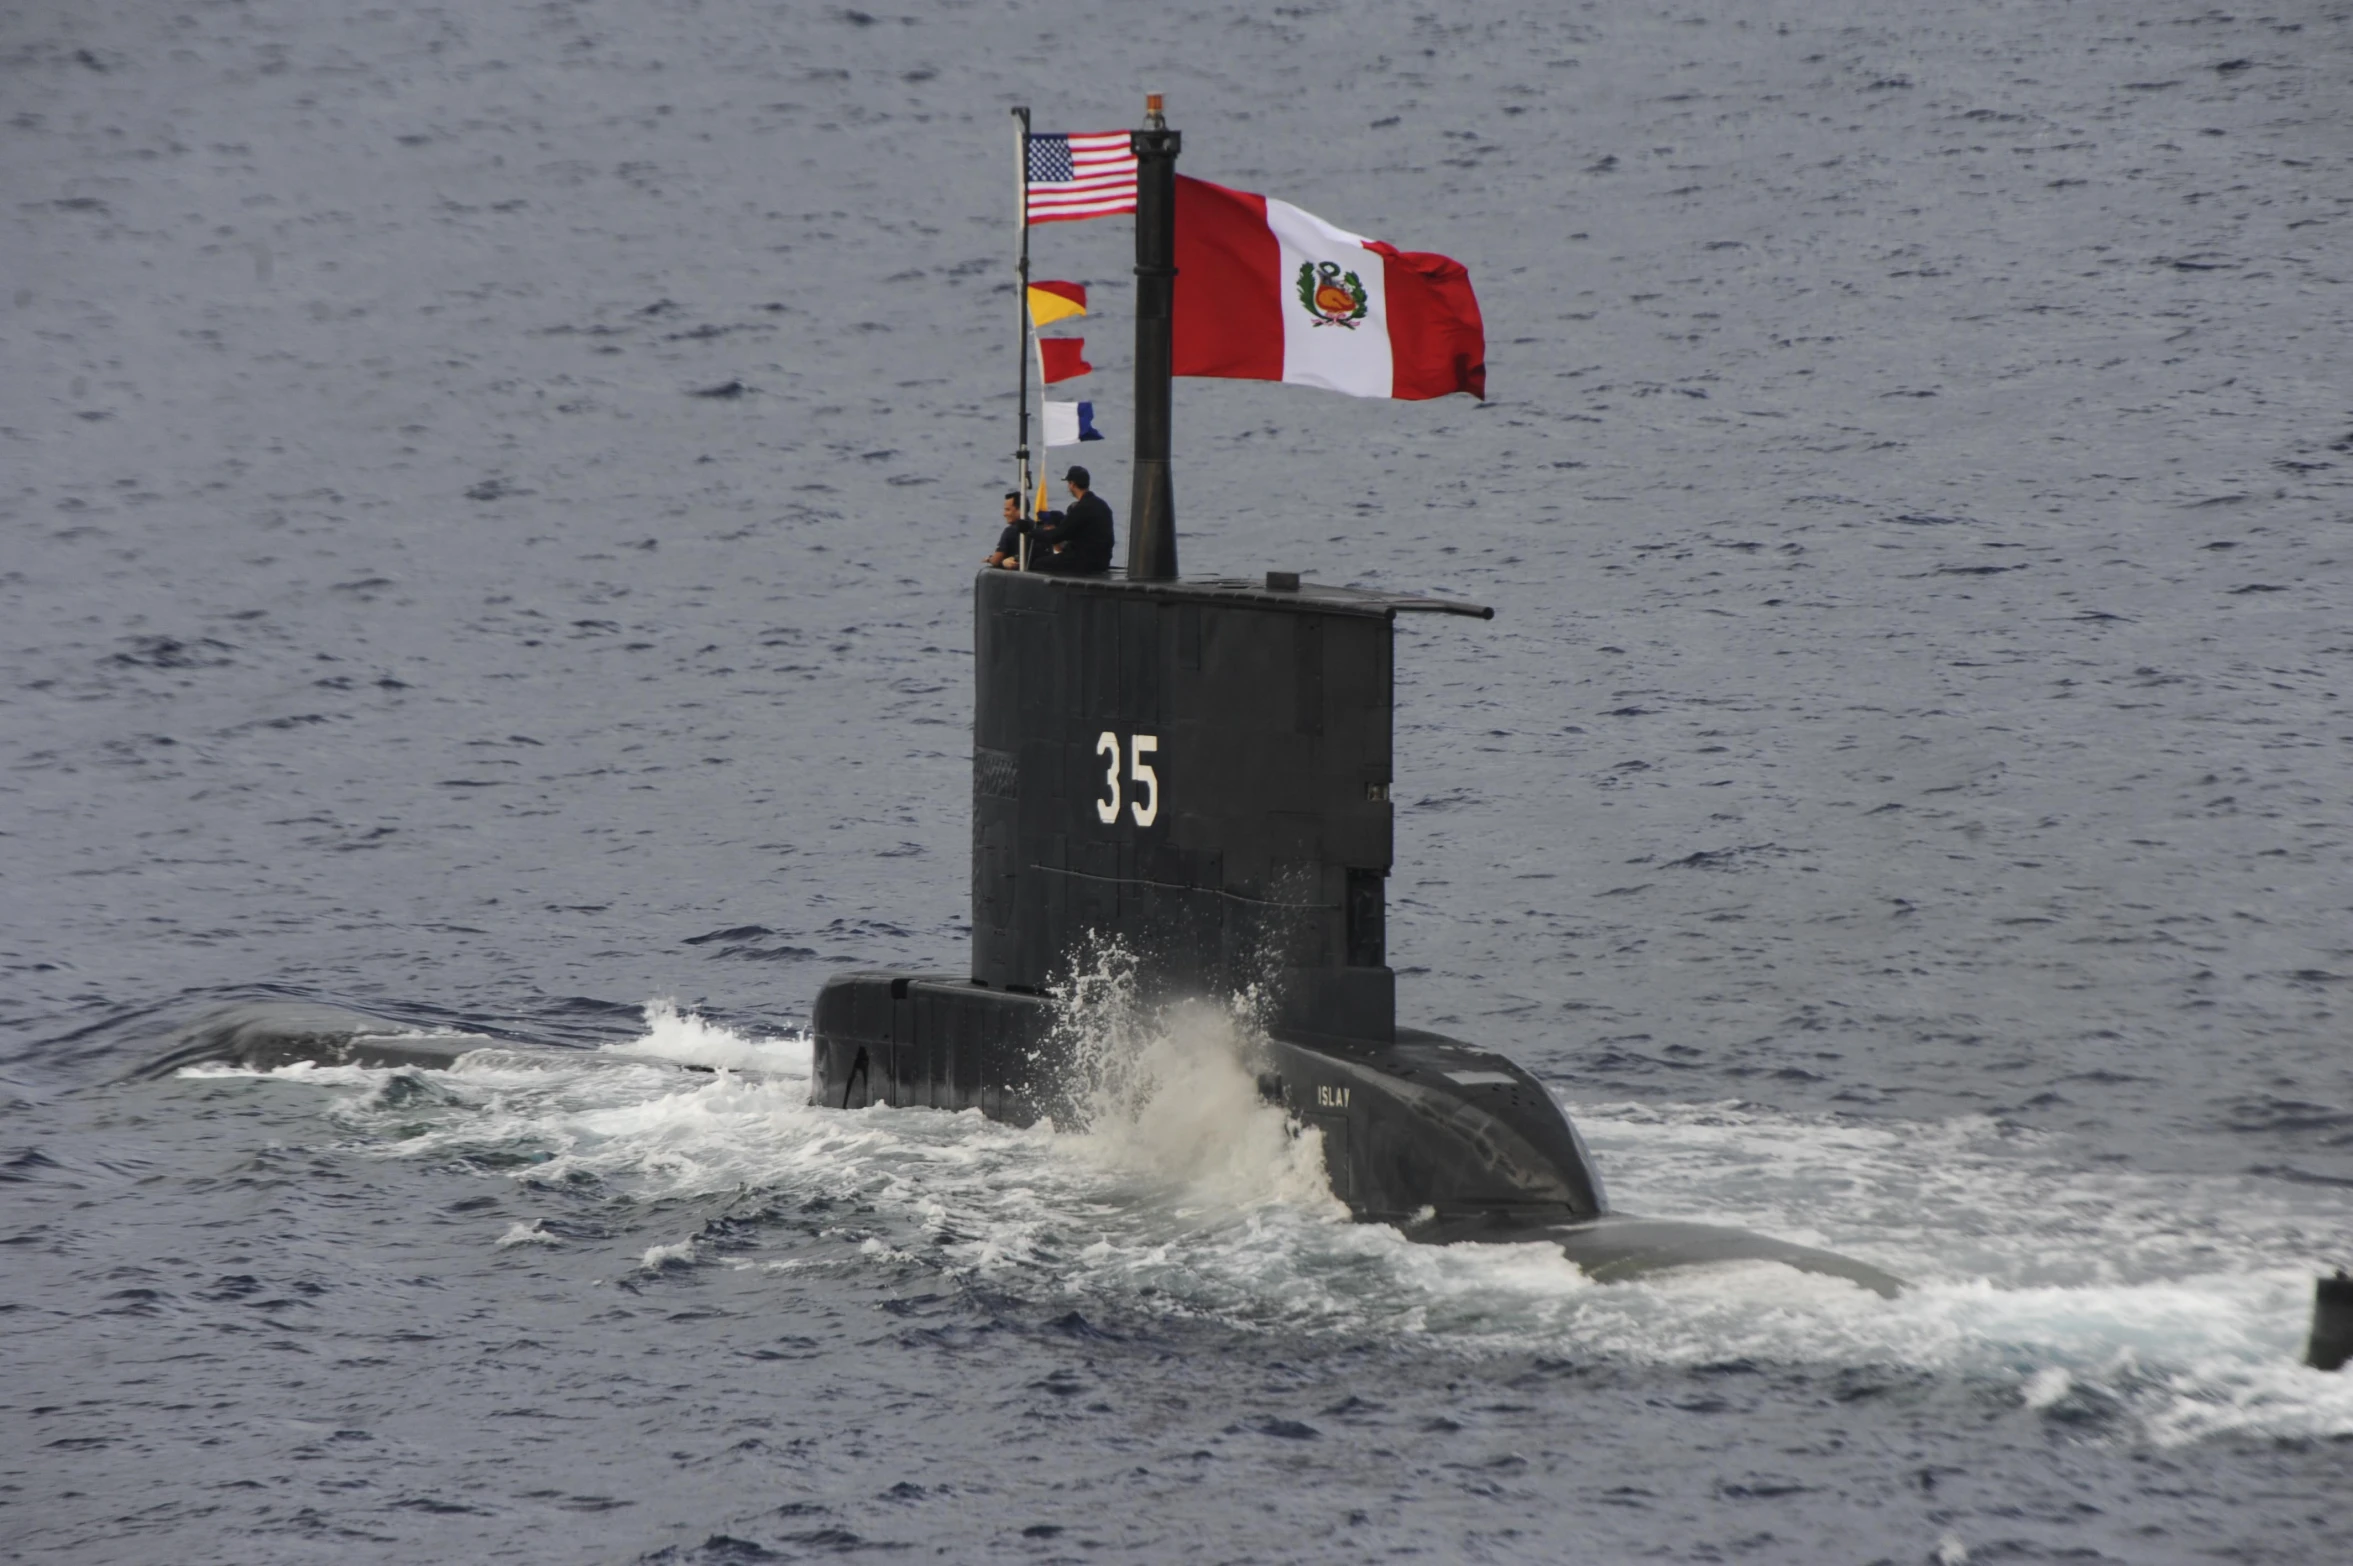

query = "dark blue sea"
[{"left": 5, "top": 2, "right": 2350, "bottom": 1560}]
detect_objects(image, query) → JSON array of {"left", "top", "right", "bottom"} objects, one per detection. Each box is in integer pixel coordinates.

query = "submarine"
[
  {"left": 805, "top": 104, "right": 1901, "bottom": 1297},
  {"left": 143, "top": 102, "right": 1902, "bottom": 1299}
]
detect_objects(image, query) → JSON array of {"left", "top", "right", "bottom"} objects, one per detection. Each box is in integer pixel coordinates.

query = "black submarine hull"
[
  {"left": 810, "top": 972, "right": 1902, "bottom": 1297},
  {"left": 810, "top": 971, "right": 1602, "bottom": 1224},
  {"left": 126, "top": 1001, "right": 501, "bottom": 1079}
]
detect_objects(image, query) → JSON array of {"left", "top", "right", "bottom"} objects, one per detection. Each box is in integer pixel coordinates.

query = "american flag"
[{"left": 1025, "top": 131, "right": 1137, "bottom": 225}]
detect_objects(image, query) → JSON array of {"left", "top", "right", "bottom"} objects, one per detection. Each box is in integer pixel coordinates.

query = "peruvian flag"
[{"left": 1174, "top": 176, "right": 1485, "bottom": 401}]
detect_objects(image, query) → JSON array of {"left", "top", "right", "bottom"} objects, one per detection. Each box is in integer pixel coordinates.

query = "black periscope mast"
[
  {"left": 811, "top": 101, "right": 1901, "bottom": 1297},
  {"left": 140, "top": 101, "right": 1899, "bottom": 1299}
]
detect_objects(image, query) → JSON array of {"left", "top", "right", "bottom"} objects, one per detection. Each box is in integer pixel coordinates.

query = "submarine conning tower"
[
  {"left": 809, "top": 92, "right": 1611, "bottom": 1237},
  {"left": 970, "top": 566, "right": 1491, "bottom": 1042}
]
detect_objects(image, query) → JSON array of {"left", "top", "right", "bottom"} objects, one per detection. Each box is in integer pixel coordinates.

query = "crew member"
[
  {"left": 985, "top": 491, "right": 1023, "bottom": 570},
  {"left": 1031, "top": 466, "right": 1114, "bottom": 575}
]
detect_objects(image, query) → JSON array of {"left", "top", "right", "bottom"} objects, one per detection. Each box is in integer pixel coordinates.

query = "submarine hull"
[
  {"left": 809, "top": 972, "right": 1901, "bottom": 1296},
  {"left": 810, "top": 971, "right": 1601, "bottom": 1221},
  {"left": 125, "top": 1001, "right": 502, "bottom": 1080}
]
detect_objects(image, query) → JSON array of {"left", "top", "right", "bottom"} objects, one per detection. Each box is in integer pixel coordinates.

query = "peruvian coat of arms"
[{"left": 1297, "top": 260, "right": 1369, "bottom": 328}]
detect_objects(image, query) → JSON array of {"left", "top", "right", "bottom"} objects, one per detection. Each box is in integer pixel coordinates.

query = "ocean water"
[{"left": 5, "top": 0, "right": 2350, "bottom": 1560}]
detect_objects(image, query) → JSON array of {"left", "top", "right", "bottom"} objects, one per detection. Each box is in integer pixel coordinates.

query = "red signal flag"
[{"left": 1037, "top": 338, "right": 1092, "bottom": 384}]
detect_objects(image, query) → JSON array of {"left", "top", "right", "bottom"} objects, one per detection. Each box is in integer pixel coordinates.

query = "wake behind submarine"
[{"left": 146, "top": 101, "right": 1901, "bottom": 1300}]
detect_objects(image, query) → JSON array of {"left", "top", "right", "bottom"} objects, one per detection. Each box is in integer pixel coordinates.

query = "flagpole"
[
  {"left": 1012, "top": 105, "right": 1033, "bottom": 572},
  {"left": 1127, "top": 93, "right": 1180, "bottom": 580}
]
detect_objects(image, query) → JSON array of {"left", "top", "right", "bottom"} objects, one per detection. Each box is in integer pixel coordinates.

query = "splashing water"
[
  {"left": 1034, "top": 941, "right": 1338, "bottom": 1212},
  {"left": 188, "top": 995, "right": 2353, "bottom": 1448}
]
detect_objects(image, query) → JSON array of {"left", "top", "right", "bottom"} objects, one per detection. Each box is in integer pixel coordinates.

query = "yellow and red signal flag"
[{"left": 1026, "top": 280, "right": 1086, "bottom": 328}]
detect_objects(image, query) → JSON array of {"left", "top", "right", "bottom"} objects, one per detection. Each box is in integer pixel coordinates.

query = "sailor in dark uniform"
[
  {"left": 985, "top": 491, "right": 1022, "bottom": 569},
  {"left": 1031, "top": 466, "right": 1114, "bottom": 575}
]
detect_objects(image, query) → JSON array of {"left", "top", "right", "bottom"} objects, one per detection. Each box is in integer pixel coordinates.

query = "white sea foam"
[
  {"left": 2022, "top": 1363, "right": 2072, "bottom": 1410},
  {"left": 236, "top": 995, "right": 2353, "bottom": 1447},
  {"left": 594, "top": 998, "right": 806, "bottom": 1074}
]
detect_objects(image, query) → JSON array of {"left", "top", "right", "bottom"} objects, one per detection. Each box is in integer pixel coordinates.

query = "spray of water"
[{"left": 1036, "top": 938, "right": 1338, "bottom": 1213}]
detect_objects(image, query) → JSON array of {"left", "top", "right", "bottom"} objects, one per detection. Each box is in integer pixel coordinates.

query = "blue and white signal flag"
[{"left": 1041, "top": 400, "right": 1103, "bottom": 446}]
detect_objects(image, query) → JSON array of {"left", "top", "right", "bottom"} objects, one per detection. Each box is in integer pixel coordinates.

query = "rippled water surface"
[{"left": 6, "top": 1, "right": 2351, "bottom": 1561}]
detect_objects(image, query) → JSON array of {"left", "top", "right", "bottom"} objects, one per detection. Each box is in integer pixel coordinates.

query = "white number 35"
[{"left": 1095, "top": 732, "right": 1160, "bottom": 827}]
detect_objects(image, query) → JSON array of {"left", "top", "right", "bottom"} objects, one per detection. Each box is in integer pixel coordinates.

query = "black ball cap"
[{"left": 1064, "top": 465, "right": 1090, "bottom": 489}]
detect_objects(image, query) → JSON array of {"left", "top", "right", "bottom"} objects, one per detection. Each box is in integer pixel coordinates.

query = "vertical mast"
[
  {"left": 1127, "top": 94, "right": 1180, "bottom": 580},
  {"left": 1011, "top": 106, "right": 1033, "bottom": 570}
]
